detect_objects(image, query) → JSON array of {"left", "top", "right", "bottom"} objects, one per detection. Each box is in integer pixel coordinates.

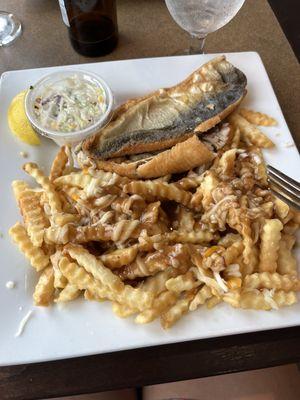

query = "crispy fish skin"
[
  {"left": 82, "top": 56, "right": 247, "bottom": 160},
  {"left": 136, "top": 135, "right": 214, "bottom": 178}
]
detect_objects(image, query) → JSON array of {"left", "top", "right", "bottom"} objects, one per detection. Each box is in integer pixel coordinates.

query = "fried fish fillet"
[
  {"left": 77, "top": 126, "right": 230, "bottom": 179},
  {"left": 80, "top": 56, "right": 247, "bottom": 162}
]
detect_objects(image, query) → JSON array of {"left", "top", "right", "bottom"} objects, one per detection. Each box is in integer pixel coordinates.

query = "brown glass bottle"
[{"left": 64, "top": 0, "right": 118, "bottom": 57}]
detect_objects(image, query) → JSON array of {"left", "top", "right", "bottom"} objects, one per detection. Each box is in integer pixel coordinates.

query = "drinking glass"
[
  {"left": 0, "top": 11, "right": 22, "bottom": 46},
  {"left": 165, "top": 0, "right": 245, "bottom": 54}
]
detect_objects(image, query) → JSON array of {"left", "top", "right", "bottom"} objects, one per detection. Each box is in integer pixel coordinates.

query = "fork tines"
[{"left": 267, "top": 165, "right": 300, "bottom": 211}]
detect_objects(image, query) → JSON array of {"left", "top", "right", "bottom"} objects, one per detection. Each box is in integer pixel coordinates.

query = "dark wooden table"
[
  {"left": 1, "top": 1, "right": 300, "bottom": 399},
  {"left": 1, "top": 327, "right": 300, "bottom": 400}
]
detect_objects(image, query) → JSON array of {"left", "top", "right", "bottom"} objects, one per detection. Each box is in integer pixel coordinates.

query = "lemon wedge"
[{"left": 7, "top": 90, "right": 40, "bottom": 145}]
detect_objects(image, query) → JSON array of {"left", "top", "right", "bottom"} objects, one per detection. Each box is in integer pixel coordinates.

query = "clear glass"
[
  {"left": 165, "top": 0, "right": 245, "bottom": 54},
  {"left": 0, "top": 11, "right": 22, "bottom": 46}
]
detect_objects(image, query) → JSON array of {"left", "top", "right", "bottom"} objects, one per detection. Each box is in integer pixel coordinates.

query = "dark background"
[{"left": 268, "top": 0, "right": 300, "bottom": 61}]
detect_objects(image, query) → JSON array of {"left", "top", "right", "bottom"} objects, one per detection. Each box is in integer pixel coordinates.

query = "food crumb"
[
  {"left": 19, "top": 151, "right": 29, "bottom": 158},
  {"left": 275, "top": 133, "right": 281, "bottom": 137},
  {"left": 6, "top": 281, "right": 16, "bottom": 289},
  {"left": 207, "top": 103, "right": 215, "bottom": 110},
  {"left": 0, "top": 231, "right": 3, "bottom": 238}
]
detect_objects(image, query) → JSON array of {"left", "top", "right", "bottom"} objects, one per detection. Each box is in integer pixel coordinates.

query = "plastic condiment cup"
[{"left": 25, "top": 69, "right": 114, "bottom": 146}]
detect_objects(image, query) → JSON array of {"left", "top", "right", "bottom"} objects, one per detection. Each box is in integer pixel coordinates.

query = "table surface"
[{"left": 0, "top": 1, "right": 300, "bottom": 399}]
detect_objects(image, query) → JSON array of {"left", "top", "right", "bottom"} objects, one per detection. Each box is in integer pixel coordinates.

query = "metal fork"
[{"left": 267, "top": 165, "right": 300, "bottom": 211}]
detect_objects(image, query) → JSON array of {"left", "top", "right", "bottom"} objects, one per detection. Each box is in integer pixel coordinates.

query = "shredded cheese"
[{"left": 15, "top": 310, "right": 33, "bottom": 337}]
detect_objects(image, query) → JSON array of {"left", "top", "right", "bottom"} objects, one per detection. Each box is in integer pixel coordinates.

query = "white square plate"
[{"left": 0, "top": 52, "right": 299, "bottom": 367}]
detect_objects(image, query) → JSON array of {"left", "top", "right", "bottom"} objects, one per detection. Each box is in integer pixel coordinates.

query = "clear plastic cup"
[{"left": 25, "top": 69, "right": 114, "bottom": 146}]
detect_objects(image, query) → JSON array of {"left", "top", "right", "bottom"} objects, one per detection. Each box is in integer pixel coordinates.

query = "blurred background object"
[
  {"left": 58, "top": 0, "right": 70, "bottom": 26},
  {"left": 0, "top": 10, "right": 21, "bottom": 46},
  {"left": 62, "top": 0, "right": 118, "bottom": 57},
  {"left": 268, "top": 0, "right": 300, "bottom": 62}
]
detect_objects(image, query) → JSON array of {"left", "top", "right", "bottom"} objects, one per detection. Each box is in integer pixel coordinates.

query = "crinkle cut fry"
[
  {"left": 227, "top": 209, "right": 257, "bottom": 275},
  {"left": 118, "top": 253, "right": 169, "bottom": 280},
  {"left": 229, "top": 113, "right": 274, "bottom": 148},
  {"left": 93, "top": 194, "right": 117, "bottom": 210},
  {"left": 18, "top": 189, "right": 49, "bottom": 247},
  {"left": 23, "top": 162, "right": 62, "bottom": 214},
  {"left": 277, "top": 234, "right": 297, "bottom": 276},
  {"left": 249, "top": 147, "right": 268, "bottom": 186},
  {"left": 189, "top": 285, "right": 212, "bottom": 311},
  {"left": 218, "top": 233, "right": 242, "bottom": 248},
  {"left": 223, "top": 240, "right": 244, "bottom": 266},
  {"left": 176, "top": 207, "right": 195, "bottom": 231},
  {"left": 239, "top": 109, "right": 277, "bottom": 126},
  {"left": 217, "top": 149, "right": 237, "bottom": 177},
  {"left": 51, "top": 250, "right": 68, "bottom": 288},
  {"left": 33, "top": 266, "right": 54, "bottom": 306},
  {"left": 54, "top": 172, "right": 94, "bottom": 190},
  {"left": 44, "top": 225, "right": 71, "bottom": 245},
  {"left": 8, "top": 103, "right": 299, "bottom": 329},
  {"left": 206, "top": 295, "right": 222, "bottom": 309},
  {"left": 87, "top": 168, "right": 129, "bottom": 187},
  {"left": 239, "top": 290, "right": 297, "bottom": 310},
  {"left": 44, "top": 220, "right": 141, "bottom": 245},
  {"left": 160, "top": 289, "right": 196, "bottom": 329},
  {"left": 191, "top": 264, "right": 226, "bottom": 297},
  {"left": 12, "top": 180, "right": 30, "bottom": 201},
  {"left": 198, "top": 171, "right": 219, "bottom": 210},
  {"left": 100, "top": 245, "right": 139, "bottom": 269},
  {"left": 166, "top": 271, "right": 201, "bottom": 293},
  {"left": 110, "top": 219, "right": 140, "bottom": 242},
  {"left": 140, "top": 201, "right": 161, "bottom": 224},
  {"left": 49, "top": 146, "right": 69, "bottom": 182},
  {"left": 123, "top": 180, "right": 192, "bottom": 207},
  {"left": 230, "top": 126, "right": 240, "bottom": 148},
  {"left": 274, "top": 197, "right": 290, "bottom": 221},
  {"left": 55, "top": 283, "right": 81, "bottom": 302},
  {"left": 65, "top": 245, "right": 154, "bottom": 310},
  {"left": 135, "top": 291, "right": 178, "bottom": 324},
  {"left": 61, "top": 186, "right": 86, "bottom": 204},
  {"left": 9, "top": 222, "right": 49, "bottom": 271},
  {"left": 59, "top": 256, "right": 153, "bottom": 311},
  {"left": 65, "top": 244, "right": 124, "bottom": 292},
  {"left": 52, "top": 212, "right": 80, "bottom": 227},
  {"left": 258, "top": 219, "right": 283, "bottom": 273},
  {"left": 243, "top": 272, "right": 300, "bottom": 291},
  {"left": 112, "top": 302, "right": 138, "bottom": 318},
  {"left": 75, "top": 220, "right": 139, "bottom": 244},
  {"left": 110, "top": 194, "right": 145, "bottom": 217},
  {"left": 139, "top": 268, "right": 181, "bottom": 296},
  {"left": 140, "top": 230, "right": 214, "bottom": 247},
  {"left": 174, "top": 175, "right": 203, "bottom": 191},
  {"left": 54, "top": 169, "right": 127, "bottom": 192},
  {"left": 59, "top": 256, "right": 113, "bottom": 300}
]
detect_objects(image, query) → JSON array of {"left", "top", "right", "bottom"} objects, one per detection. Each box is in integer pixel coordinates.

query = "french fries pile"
[{"left": 9, "top": 109, "right": 300, "bottom": 328}]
